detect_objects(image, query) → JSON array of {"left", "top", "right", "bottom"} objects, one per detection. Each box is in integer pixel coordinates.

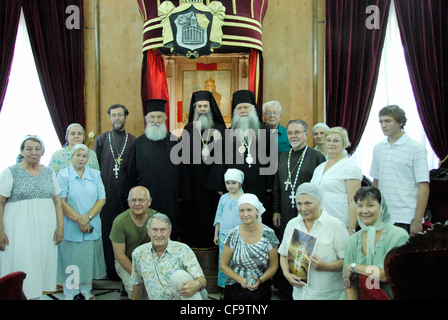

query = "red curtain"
[
  {"left": 248, "top": 49, "right": 264, "bottom": 117},
  {"left": 326, "top": 0, "right": 391, "bottom": 154},
  {"left": 141, "top": 49, "right": 170, "bottom": 126},
  {"left": 22, "top": 0, "right": 85, "bottom": 145},
  {"left": 394, "top": 0, "right": 448, "bottom": 168},
  {"left": 0, "top": 0, "right": 22, "bottom": 111}
]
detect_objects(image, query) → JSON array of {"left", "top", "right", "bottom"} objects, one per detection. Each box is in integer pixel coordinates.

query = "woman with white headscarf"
[
  {"left": 220, "top": 193, "right": 279, "bottom": 300},
  {"left": 343, "top": 186, "right": 409, "bottom": 300},
  {"left": 278, "top": 182, "right": 349, "bottom": 300},
  {"left": 57, "top": 144, "right": 106, "bottom": 300},
  {"left": 49, "top": 123, "right": 99, "bottom": 174}
]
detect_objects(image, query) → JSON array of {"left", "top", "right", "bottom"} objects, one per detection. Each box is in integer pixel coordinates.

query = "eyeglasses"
[
  {"left": 129, "top": 198, "right": 149, "bottom": 204},
  {"left": 110, "top": 114, "right": 125, "bottom": 119}
]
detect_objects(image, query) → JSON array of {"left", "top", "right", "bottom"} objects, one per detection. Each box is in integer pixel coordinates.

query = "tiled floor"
[{"left": 39, "top": 279, "right": 282, "bottom": 300}]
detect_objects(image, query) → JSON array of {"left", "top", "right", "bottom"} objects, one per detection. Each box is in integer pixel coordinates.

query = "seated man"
[
  {"left": 131, "top": 213, "right": 208, "bottom": 300},
  {"left": 109, "top": 186, "right": 156, "bottom": 299}
]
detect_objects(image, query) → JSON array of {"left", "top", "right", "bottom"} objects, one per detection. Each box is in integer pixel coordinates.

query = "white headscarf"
[
  {"left": 312, "top": 122, "right": 330, "bottom": 133},
  {"left": 70, "top": 143, "right": 90, "bottom": 158},
  {"left": 224, "top": 168, "right": 244, "bottom": 184},
  {"left": 237, "top": 193, "right": 265, "bottom": 221}
]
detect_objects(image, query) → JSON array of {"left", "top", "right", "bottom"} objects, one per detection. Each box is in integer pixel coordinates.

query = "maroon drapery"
[
  {"left": 141, "top": 49, "right": 170, "bottom": 126},
  {"left": 326, "top": 0, "right": 391, "bottom": 154},
  {"left": 22, "top": 0, "right": 85, "bottom": 146},
  {"left": 394, "top": 0, "right": 448, "bottom": 168},
  {"left": 0, "top": 0, "right": 22, "bottom": 111},
  {"left": 248, "top": 49, "right": 264, "bottom": 117}
]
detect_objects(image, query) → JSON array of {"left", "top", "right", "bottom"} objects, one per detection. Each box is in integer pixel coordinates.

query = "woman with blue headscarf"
[{"left": 343, "top": 186, "right": 409, "bottom": 299}]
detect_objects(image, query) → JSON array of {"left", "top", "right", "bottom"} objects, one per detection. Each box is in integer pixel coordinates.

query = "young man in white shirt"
[{"left": 370, "top": 105, "right": 429, "bottom": 235}]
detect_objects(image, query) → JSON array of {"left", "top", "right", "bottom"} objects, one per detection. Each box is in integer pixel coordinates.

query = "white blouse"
[{"left": 310, "top": 157, "right": 362, "bottom": 227}]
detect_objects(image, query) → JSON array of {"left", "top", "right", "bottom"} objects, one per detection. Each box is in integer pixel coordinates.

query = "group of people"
[{"left": 0, "top": 88, "right": 429, "bottom": 301}]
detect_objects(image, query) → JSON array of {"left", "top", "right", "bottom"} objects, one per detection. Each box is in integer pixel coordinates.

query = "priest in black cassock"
[
  {"left": 226, "top": 90, "right": 276, "bottom": 227},
  {"left": 94, "top": 104, "right": 136, "bottom": 279},
  {"left": 272, "top": 119, "right": 325, "bottom": 299},
  {"left": 272, "top": 119, "right": 326, "bottom": 237},
  {"left": 178, "top": 91, "right": 226, "bottom": 248},
  {"left": 125, "top": 99, "right": 189, "bottom": 240}
]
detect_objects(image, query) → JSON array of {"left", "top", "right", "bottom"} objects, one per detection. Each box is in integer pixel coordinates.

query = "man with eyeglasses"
[
  {"left": 126, "top": 99, "right": 189, "bottom": 242},
  {"left": 262, "top": 100, "right": 291, "bottom": 155},
  {"left": 94, "top": 104, "right": 136, "bottom": 280},
  {"left": 109, "top": 186, "right": 156, "bottom": 299}
]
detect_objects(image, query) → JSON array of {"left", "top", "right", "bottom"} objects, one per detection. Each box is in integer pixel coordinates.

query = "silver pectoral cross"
[
  {"left": 113, "top": 163, "right": 120, "bottom": 179},
  {"left": 289, "top": 192, "right": 296, "bottom": 208}
]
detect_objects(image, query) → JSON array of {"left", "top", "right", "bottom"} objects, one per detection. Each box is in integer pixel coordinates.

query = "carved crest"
[{"left": 159, "top": 0, "right": 225, "bottom": 59}]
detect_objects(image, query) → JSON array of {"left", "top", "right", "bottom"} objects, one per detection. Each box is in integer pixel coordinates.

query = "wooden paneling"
[{"left": 84, "top": 0, "right": 326, "bottom": 141}]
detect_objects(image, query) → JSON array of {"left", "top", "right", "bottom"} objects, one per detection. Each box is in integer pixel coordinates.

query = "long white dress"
[
  {"left": 310, "top": 157, "right": 362, "bottom": 227},
  {"left": 0, "top": 164, "right": 60, "bottom": 299}
]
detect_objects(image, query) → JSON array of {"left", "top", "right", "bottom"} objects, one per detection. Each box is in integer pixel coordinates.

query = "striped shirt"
[{"left": 370, "top": 133, "right": 429, "bottom": 224}]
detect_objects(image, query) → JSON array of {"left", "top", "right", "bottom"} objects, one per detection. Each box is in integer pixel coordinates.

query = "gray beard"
[
  {"left": 193, "top": 111, "right": 214, "bottom": 131},
  {"left": 231, "top": 110, "right": 260, "bottom": 139},
  {"left": 145, "top": 122, "right": 168, "bottom": 141}
]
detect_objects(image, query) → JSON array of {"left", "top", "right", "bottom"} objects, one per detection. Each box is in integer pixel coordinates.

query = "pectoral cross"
[
  {"left": 113, "top": 163, "right": 120, "bottom": 179},
  {"left": 289, "top": 193, "right": 296, "bottom": 208},
  {"left": 284, "top": 179, "right": 291, "bottom": 191},
  {"left": 116, "top": 157, "right": 122, "bottom": 166}
]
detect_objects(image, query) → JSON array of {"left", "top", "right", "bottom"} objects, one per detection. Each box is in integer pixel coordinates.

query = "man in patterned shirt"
[{"left": 130, "top": 213, "right": 208, "bottom": 300}]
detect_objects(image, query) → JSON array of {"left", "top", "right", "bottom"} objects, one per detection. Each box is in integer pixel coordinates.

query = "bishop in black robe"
[
  {"left": 179, "top": 91, "right": 227, "bottom": 248},
  {"left": 225, "top": 90, "right": 276, "bottom": 227},
  {"left": 125, "top": 100, "right": 190, "bottom": 240}
]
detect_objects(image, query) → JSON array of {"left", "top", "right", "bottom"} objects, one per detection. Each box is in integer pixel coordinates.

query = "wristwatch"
[
  {"left": 350, "top": 263, "right": 357, "bottom": 273},
  {"left": 88, "top": 214, "right": 93, "bottom": 221},
  {"left": 196, "top": 278, "right": 205, "bottom": 291}
]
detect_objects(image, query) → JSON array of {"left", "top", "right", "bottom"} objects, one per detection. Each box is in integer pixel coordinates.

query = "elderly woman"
[
  {"left": 278, "top": 183, "right": 349, "bottom": 300},
  {"left": 312, "top": 123, "right": 330, "bottom": 158},
  {"left": 0, "top": 135, "right": 64, "bottom": 299},
  {"left": 343, "top": 186, "right": 409, "bottom": 300},
  {"left": 220, "top": 194, "right": 279, "bottom": 300},
  {"left": 310, "top": 127, "right": 362, "bottom": 233},
  {"left": 56, "top": 144, "right": 106, "bottom": 300},
  {"left": 49, "top": 123, "right": 99, "bottom": 174}
]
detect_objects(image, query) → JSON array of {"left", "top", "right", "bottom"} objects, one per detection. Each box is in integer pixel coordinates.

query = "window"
[
  {"left": 351, "top": 1, "right": 439, "bottom": 180},
  {"left": 0, "top": 10, "right": 61, "bottom": 172}
]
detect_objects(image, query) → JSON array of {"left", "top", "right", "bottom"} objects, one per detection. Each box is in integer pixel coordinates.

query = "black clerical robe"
[
  {"left": 126, "top": 133, "right": 190, "bottom": 240},
  {"left": 94, "top": 129, "right": 136, "bottom": 274},
  {"left": 226, "top": 124, "right": 275, "bottom": 224},
  {"left": 273, "top": 146, "right": 326, "bottom": 238},
  {"left": 179, "top": 122, "right": 227, "bottom": 247}
]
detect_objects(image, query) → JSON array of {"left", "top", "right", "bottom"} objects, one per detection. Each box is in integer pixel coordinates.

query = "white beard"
[
  {"left": 193, "top": 111, "right": 214, "bottom": 131},
  {"left": 145, "top": 122, "right": 168, "bottom": 141},
  {"left": 231, "top": 109, "right": 260, "bottom": 140}
]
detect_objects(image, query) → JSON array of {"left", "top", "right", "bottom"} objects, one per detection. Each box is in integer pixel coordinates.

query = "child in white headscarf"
[{"left": 213, "top": 168, "right": 244, "bottom": 291}]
